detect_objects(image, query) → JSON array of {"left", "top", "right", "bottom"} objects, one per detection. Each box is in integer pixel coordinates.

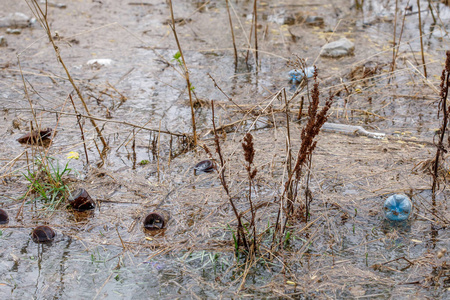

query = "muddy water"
[{"left": 1, "top": 0, "right": 450, "bottom": 298}]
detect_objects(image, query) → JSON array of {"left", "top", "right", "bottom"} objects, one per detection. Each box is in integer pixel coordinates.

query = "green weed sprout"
[{"left": 22, "top": 156, "right": 74, "bottom": 212}]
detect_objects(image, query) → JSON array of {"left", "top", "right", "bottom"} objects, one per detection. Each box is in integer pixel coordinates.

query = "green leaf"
[{"left": 173, "top": 51, "right": 181, "bottom": 60}]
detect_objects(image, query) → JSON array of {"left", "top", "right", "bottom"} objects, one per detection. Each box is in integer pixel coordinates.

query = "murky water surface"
[{"left": 1, "top": 0, "right": 449, "bottom": 298}]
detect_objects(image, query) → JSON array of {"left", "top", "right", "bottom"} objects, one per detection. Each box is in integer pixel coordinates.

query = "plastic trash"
[
  {"left": 383, "top": 194, "right": 412, "bottom": 221},
  {"left": 288, "top": 66, "right": 315, "bottom": 83}
]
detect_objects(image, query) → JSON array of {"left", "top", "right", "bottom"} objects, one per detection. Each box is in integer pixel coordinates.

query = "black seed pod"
[
  {"left": 0, "top": 209, "right": 9, "bottom": 224},
  {"left": 31, "top": 226, "right": 56, "bottom": 243},
  {"left": 68, "top": 188, "right": 95, "bottom": 211}
]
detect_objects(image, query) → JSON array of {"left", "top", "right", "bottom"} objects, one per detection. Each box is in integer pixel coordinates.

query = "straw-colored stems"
[
  {"left": 69, "top": 94, "right": 89, "bottom": 165},
  {"left": 242, "top": 132, "right": 257, "bottom": 253},
  {"left": 157, "top": 121, "right": 162, "bottom": 182},
  {"left": 253, "top": 0, "right": 259, "bottom": 67},
  {"left": 417, "top": 0, "right": 427, "bottom": 77},
  {"left": 167, "top": 0, "right": 198, "bottom": 147},
  {"left": 26, "top": 0, "right": 109, "bottom": 152},
  {"left": 225, "top": 0, "right": 238, "bottom": 69},
  {"left": 391, "top": 0, "right": 398, "bottom": 73},
  {"left": 432, "top": 52, "right": 450, "bottom": 195},
  {"left": 211, "top": 100, "right": 248, "bottom": 251}
]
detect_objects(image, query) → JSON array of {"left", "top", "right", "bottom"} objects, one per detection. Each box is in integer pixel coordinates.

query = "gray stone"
[
  {"left": 305, "top": 16, "right": 324, "bottom": 26},
  {"left": 0, "top": 13, "right": 34, "bottom": 28},
  {"left": 6, "top": 28, "right": 21, "bottom": 35},
  {"left": 0, "top": 36, "right": 7, "bottom": 47},
  {"left": 321, "top": 38, "right": 354, "bottom": 58}
]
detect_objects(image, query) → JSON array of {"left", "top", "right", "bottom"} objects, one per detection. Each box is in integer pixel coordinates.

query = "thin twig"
[
  {"left": 167, "top": 0, "right": 198, "bottom": 147},
  {"left": 416, "top": 0, "right": 427, "bottom": 77},
  {"left": 26, "top": 0, "right": 109, "bottom": 153},
  {"left": 69, "top": 94, "right": 89, "bottom": 165},
  {"left": 225, "top": 0, "right": 238, "bottom": 69}
]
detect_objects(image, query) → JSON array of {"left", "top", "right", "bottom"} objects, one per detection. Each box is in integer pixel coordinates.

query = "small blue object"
[
  {"left": 288, "top": 67, "right": 315, "bottom": 83},
  {"left": 383, "top": 194, "right": 412, "bottom": 221}
]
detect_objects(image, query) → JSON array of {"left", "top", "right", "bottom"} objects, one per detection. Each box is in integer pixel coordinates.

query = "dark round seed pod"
[
  {"left": 193, "top": 160, "right": 215, "bottom": 175},
  {"left": 143, "top": 212, "right": 168, "bottom": 230},
  {"left": 68, "top": 188, "right": 95, "bottom": 211},
  {"left": 0, "top": 209, "right": 9, "bottom": 224},
  {"left": 17, "top": 128, "right": 53, "bottom": 144},
  {"left": 31, "top": 225, "right": 56, "bottom": 243}
]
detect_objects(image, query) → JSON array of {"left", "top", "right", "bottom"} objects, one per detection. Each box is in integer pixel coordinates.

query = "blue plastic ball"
[{"left": 383, "top": 194, "right": 412, "bottom": 221}]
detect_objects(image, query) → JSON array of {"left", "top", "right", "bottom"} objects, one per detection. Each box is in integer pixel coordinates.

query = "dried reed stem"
[
  {"left": 242, "top": 132, "right": 258, "bottom": 254},
  {"left": 432, "top": 51, "right": 450, "bottom": 195},
  {"left": 392, "top": 3, "right": 408, "bottom": 71},
  {"left": 253, "top": 0, "right": 259, "bottom": 67},
  {"left": 167, "top": 0, "right": 198, "bottom": 147},
  {"left": 69, "top": 94, "right": 89, "bottom": 165},
  {"left": 225, "top": 0, "right": 238, "bottom": 69},
  {"left": 27, "top": 0, "right": 109, "bottom": 151},
  {"left": 416, "top": 0, "right": 427, "bottom": 77},
  {"left": 211, "top": 100, "right": 248, "bottom": 251},
  {"left": 273, "top": 67, "right": 333, "bottom": 244},
  {"left": 391, "top": 0, "right": 398, "bottom": 73}
]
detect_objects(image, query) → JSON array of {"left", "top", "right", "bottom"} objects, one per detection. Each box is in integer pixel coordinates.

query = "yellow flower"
[{"left": 67, "top": 151, "right": 80, "bottom": 160}]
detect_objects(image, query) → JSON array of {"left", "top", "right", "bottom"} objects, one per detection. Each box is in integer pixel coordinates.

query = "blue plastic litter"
[
  {"left": 383, "top": 194, "right": 412, "bottom": 221},
  {"left": 288, "top": 66, "right": 315, "bottom": 83}
]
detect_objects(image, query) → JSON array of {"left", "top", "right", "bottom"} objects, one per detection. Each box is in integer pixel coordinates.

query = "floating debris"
[
  {"left": 87, "top": 59, "right": 113, "bottom": 67},
  {"left": 144, "top": 260, "right": 165, "bottom": 271},
  {"left": 143, "top": 211, "right": 168, "bottom": 230},
  {"left": 17, "top": 128, "right": 53, "bottom": 145},
  {"left": 0, "top": 209, "right": 9, "bottom": 224},
  {"left": 321, "top": 38, "right": 355, "bottom": 58},
  {"left": 193, "top": 160, "right": 216, "bottom": 175},
  {"left": 384, "top": 194, "right": 412, "bottom": 221},
  {"left": 321, "top": 122, "right": 386, "bottom": 139},
  {"left": 288, "top": 66, "right": 315, "bottom": 84},
  {"left": 68, "top": 188, "right": 95, "bottom": 211},
  {"left": 31, "top": 225, "right": 56, "bottom": 243}
]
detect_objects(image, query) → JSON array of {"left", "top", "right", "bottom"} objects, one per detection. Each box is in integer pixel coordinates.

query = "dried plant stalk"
[
  {"left": 26, "top": 0, "right": 109, "bottom": 151},
  {"left": 167, "top": 0, "right": 198, "bottom": 147},
  {"left": 273, "top": 66, "right": 333, "bottom": 247},
  {"left": 432, "top": 51, "right": 450, "bottom": 195},
  {"left": 225, "top": 0, "right": 238, "bottom": 69},
  {"left": 211, "top": 100, "right": 249, "bottom": 251},
  {"left": 242, "top": 132, "right": 258, "bottom": 254},
  {"left": 417, "top": 0, "right": 427, "bottom": 77}
]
